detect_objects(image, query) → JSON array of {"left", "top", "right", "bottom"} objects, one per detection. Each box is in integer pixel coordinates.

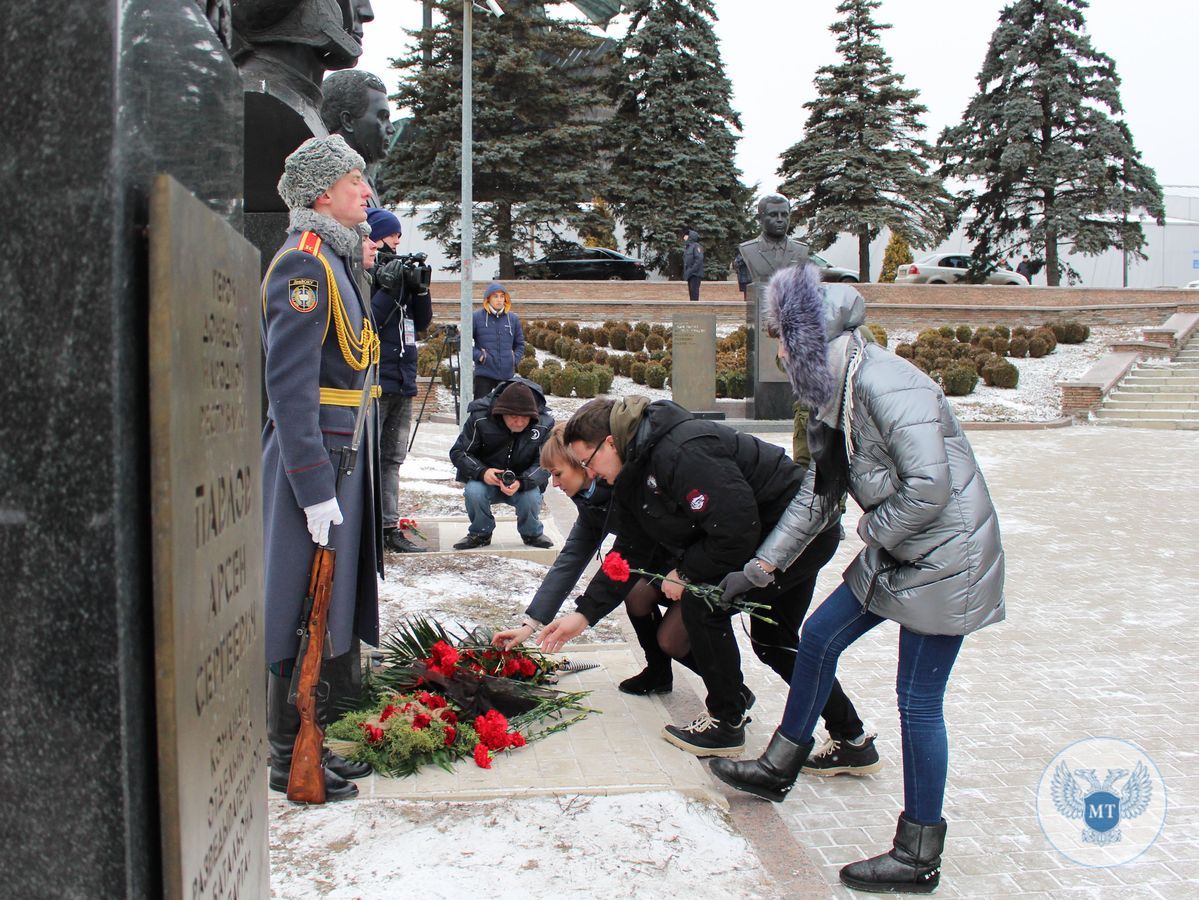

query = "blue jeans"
[
  {"left": 779, "top": 582, "right": 964, "bottom": 825},
  {"left": 463, "top": 480, "right": 544, "bottom": 539}
]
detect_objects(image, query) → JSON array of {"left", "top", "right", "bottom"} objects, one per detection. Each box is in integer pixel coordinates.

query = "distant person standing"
[
  {"left": 682, "top": 229, "right": 704, "bottom": 301},
  {"left": 472, "top": 282, "right": 525, "bottom": 400},
  {"left": 1016, "top": 254, "right": 1034, "bottom": 283}
]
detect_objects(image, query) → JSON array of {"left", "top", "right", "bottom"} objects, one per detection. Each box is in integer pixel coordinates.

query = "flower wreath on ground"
[{"left": 327, "top": 616, "right": 595, "bottom": 775}]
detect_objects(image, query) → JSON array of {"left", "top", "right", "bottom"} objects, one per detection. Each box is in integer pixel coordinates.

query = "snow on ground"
[
  {"left": 271, "top": 792, "right": 773, "bottom": 899},
  {"left": 376, "top": 552, "right": 624, "bottom": 644}
]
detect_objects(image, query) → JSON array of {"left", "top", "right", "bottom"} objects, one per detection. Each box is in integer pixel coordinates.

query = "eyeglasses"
[{"left": 579, "top": 439, "right": 605, "bottom": 472}]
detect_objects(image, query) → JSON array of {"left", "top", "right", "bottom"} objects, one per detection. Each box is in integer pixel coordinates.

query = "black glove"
[{"left": 717, "top": 560, "right": 774, "bottom": 606}]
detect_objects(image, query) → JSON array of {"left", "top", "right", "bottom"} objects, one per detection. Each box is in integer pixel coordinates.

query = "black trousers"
[
  {"left": 473, "top": 374, "right": 501, "bottom": 401},
  {"left": 681, "top": 525, "right": 865, "bottom": 739},
  {"left": 687, "top": 276, "right": 701, "bottom": 301}
]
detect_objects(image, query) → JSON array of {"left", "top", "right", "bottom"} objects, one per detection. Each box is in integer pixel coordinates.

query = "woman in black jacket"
[{"left": 491, "top": 425, "right": 684, "bottom": 695}]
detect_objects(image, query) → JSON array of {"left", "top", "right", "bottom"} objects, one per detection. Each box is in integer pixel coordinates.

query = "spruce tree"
[
  {"left": 381, "top": 1, "right": 608, "bottom": 277},
  {"left": 606, "top": 0, "right": 747, "bottom": 278},
  {"left": 776, "top": 0, "right": 952, "bottom": 282},
  {"left": 938, "top": 0, "right": 1163, "bottom": 286}
]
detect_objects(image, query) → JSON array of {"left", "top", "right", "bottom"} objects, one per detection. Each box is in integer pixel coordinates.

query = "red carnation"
[
  {"left": 508, "top": 731, "right": 526, "bottom": 749},
  {"left": 379, "top": 704, "right": 399, "bottom": 722},
  {"left": 430, "top": 640, "right": 461, "bottom": 673},
  {"left": 602, "top": 551, "right": 631, "bottom": 582},
  {"left": 439, "top": 709, "right": 459, "bottom": 725},
  {"left": 360, "top": 723, "right": 384, "bottom": 744},
  {"left": 518, "top": 658, "right": 537, "bottom": 677},
  {"left": 426, "top": 694, "right": 447, "bottom": 710},
  {"left": 473, "top": 743, "right": 492, "bottom": 769},
  {"left": 417, "top": 691, "right": 434, "bottom": 706},
  {"left": 501, "top": 658, "right": 521, "bottom": 678},
  {"left": 444, "top": 726, "right": 457, "bottom": 746},
  {"left": 412, "top": 713, "right": 432, "bottom": 730}
]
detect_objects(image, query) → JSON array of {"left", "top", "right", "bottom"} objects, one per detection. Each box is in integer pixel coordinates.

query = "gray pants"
[{"left": 378, "top": 392, "right": 413, "bottom": 529}]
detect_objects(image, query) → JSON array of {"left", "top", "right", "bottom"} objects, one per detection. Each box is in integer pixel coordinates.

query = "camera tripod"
[{"left": 408, "top": 325, "right": 461, "bottom": 453}]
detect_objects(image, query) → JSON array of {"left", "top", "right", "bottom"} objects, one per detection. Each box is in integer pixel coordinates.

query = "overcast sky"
[{"left": 354, "top": 0, "right": 1197, "bottom": 195}]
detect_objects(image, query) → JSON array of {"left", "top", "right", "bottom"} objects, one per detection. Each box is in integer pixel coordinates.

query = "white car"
[
  {"left": 1184, "top": 280, "right": 1199, "bottom": 289},
  {"left": 895, "top": 253, "right": 1029, "bottom": 286}
]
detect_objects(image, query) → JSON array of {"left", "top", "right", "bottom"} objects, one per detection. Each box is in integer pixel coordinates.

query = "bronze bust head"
[{"left": 320, "top": 70, "right": 394, "bottom": 165}]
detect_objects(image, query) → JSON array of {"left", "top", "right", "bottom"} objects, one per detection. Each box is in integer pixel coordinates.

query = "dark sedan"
[{"left": 514, "top": 246, "right": 648, "bottom": 280}]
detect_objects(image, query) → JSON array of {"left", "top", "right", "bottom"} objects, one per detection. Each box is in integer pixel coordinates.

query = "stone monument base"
[{"left": 746, "top": 383, "right": 794, "bottom": 420}]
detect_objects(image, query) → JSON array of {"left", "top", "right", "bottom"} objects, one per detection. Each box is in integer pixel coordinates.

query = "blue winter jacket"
[
  {"left": 472, "top": 304, "right": 525, "bottom": 382},
  {"left": 370, "top": 283, "right": 433, "bottom": 396}
]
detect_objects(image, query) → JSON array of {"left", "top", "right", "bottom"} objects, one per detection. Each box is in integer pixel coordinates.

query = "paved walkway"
[{"left": 273, "top": 423, "right": 1199, "bottom": 898}]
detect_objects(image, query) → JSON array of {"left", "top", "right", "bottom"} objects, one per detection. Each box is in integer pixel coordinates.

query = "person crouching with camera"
[
  {"left": 448, "top": 378, "right": 555, "bottom": 550},
  {"left": 366, "top": 208, "right": 433, "bottom": 554}
]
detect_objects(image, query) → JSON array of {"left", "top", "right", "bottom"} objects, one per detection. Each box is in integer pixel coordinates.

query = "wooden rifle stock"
[{"left": 287, "top": 545, "right": 336, "bottom": 803}]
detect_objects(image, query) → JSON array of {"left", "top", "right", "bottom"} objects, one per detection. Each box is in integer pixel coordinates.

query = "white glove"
[{"left": 303, "top": 497, "right": 343, "bottom": 545}]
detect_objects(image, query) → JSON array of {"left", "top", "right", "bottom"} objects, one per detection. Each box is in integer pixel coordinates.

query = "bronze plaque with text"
[{"left": 149, "top": 175, "right": 269, "bottom": 899}]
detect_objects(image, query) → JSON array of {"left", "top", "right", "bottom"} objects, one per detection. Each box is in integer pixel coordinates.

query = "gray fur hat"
[
  {"left": 276, "top": 134, "right": 366, "bottom": 210},
  {"left": 768, "top": 264, "right": 868, "bottom": 408}
]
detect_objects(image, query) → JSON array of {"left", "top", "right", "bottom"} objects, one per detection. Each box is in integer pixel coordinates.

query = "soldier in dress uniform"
[{"left": 261, "top": 134, "right": 382, "bottom": 801}]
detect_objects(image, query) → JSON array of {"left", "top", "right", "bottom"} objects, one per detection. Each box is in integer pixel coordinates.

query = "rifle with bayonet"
[{"left": 287, "top": 366, "right": 376, "bottom": 804}]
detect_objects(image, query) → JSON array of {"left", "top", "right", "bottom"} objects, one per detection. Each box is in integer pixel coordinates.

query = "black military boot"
[
  {"left": 709, "top": 729, "right": 814, "bottom": 802},
  {"left": 267, "top": 672, "right": 358, "bottom": 801},
  {"left": 839, "top": 814, "right": 947, "bottom": 894},
  {"left": 619, "top": 611, "right": 673, "bottom": 695}
]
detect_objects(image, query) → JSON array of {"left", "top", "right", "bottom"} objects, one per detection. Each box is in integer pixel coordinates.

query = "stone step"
[
  {"left": 1093, "top": 417, "right": 1199, "bottom": 430},
  {"left": 1103, "top": 398, "right": 1199, "bottom": 411},
  {"left": 1117, "top": 382, "right": 1199, "bottom": 394},
  {"left": 1094, "top": 406, "right": 1199, "bottom": 421},
  {"left": 1124, "top": 375, "right": 1199, "bottom": 386}
]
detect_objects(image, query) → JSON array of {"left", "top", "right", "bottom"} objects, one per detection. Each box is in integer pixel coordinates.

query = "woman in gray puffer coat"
[{"left": 711, "top": 263, "right": 1004, "bottom": 895}]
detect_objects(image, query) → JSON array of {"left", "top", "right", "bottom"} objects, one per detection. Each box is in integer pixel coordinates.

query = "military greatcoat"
[{"left": 260, "top": 227, "right": 382, "bottom": 665}]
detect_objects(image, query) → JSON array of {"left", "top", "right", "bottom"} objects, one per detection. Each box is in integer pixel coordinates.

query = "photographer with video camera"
[
  {"left": 366, "top": 208, "right": 433, "bottom": 554},
  {"left": 448, "top": 378, "right": 554, "bottom": 551}
]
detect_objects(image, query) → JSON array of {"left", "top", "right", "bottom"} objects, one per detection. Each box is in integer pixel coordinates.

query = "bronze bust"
[
  {"left": 320, "top": 69, "right": 394, "bottom": 202},
  {"left": 738, "top": 193, "right": 810, "bottom": 285}
]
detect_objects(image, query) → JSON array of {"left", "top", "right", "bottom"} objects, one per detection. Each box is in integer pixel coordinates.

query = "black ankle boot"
[
  {"left": 839, "top": 814, "right": 947, "bottom": 894},
  {"left": 709, "top": 730, "right": 813, "bottom": 802},
  {"left": 621, "top": 611, "right": 672, "bottom": 695},
  {"left": 267, "top": 672, "right": 359, "bottom": 802}
]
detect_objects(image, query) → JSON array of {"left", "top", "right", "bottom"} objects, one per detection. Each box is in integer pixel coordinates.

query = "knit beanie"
[
  {"left": 277, "top": 134, "right": 366, "bottom": 210},
  {"left": 366, "top": 207, "right": 402, "bottom": 242},
  {"left": 491, "top": 382, "right": 539, "bottom": 418},
  {"left": 484, "top": 282, "right": 509, "bottom": 302}
]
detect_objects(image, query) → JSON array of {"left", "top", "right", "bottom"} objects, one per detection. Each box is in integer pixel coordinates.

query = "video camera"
[
  {"left": 373, "top": 248, "right": 432, "bottom": 298},
  {"left": 427, "top": 321, "right": 461, "bottom": 350}
]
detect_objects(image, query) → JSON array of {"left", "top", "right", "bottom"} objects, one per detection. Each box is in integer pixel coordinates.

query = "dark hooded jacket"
[
  {"left": 610, "top": 400, "right": 805, "bottom": 586},
  {"left": 448, "top": 377, "right": 553, "bottom": 492},
  {"left": 682, "top": 230, "right": 704, "bottom": 280},
  {"left": 370, "top": 280, "right": 433, "bottom": 396}
]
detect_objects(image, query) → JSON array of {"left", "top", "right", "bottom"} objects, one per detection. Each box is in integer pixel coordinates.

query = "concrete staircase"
[{"left": 1095, "top": 334, "right": 1199, "bottom": 429}]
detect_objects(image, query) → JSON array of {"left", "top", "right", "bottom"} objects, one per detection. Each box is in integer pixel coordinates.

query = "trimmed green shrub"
[
  {"left": 726, "top": 371, "right": 748, "bottom": 399},
  {"left": 593, "top": 328, "right": 610, "bottom": 348},
  {"left": 545, "top": 320, "right": 562, "bottom": 333},
  {"left": 984, "top": 359, "right": 1019, "bottom": 389},
  {"left": 1063, "top": 321, "right": 1090, "bottom": 343},
  {"left": 650, "top": 323, "right": 667, "bottom": 335},
  {"left": 563, "top": 322, "right": 580, "bottom": 338},
  {"left": 579, "top": 327, "right": 595, "bottom": 343},
  {"left": 646, "top": 364, "right": 667, "bottom": 389},
  {"left": 626, "top": 330, "right": 646, "bottom": 352},
  {"left": 634, "top": 321, "right": 651, "bottom": 335},
  {"left": 550, "top": 369, "right": 576, "bottom": 397},
  {"left": 979, "top": 336, "right": 995, "bottom": 351},
  {"left": 1008, "top": 337, "right": 1028, "bottom": 358},
  {"left": 594, "top": 350, "right": 608, "bottom": 366},
  {"left": 630, "top": 361, "right": 647, "bottom": 385},
  {"left": 618, "top": 354, "right": 634, "bottom": 377},
  {"left": 715, "top": 372, "right": 729, "bottom": 398},
  {"left": 991, "top": 337, "right": 1010, "bottom": 356},
  {"left": 938, "top": 325, "right": 955, "bottom": 339},
  {"left": 439, "top": 363, "right": 454, "bottom": 387},
  {"left": 1027, "top": 336, "right": 1049, "bottom": 358},
  {"left": 955, "top": 325, "right": 972, "bottom": 343},
  {"left": 573, "top": 371, "right": 597, "bottom": 398},
  {"left": 532, "top": 368, "right": 554, "bottom": 393},
  {"left": 868, "top": 323, "right": 888, "bottom": 347},
  {"left": 591, "top": 365, "right": 614, "bottom": 394},
  {"left": 541, "top": 358, "right": 562, "bottom": 372},
  {"left": 895, "top": 342, "right": 914, "bottom": 360},
  {"left": 942, "top": 365, "right": 979, "bottom": 396},
  {"left": 516, "top": 357, "right": 538, "bottom": 378},
  {"left": 993, "top": 324, "right": 1011, "bottom": 340},
  {"left": 645, "top": 333, "right": 666, "bottom": 352},
  {"left": 1034, "top": 327, "right": 1057, "bottom": 353},
  {"left": 918, "top": 328, "right": 943, "bottom": 344},
  {"left": 610, "top": 328, "right": 629, "bottom": 350}
]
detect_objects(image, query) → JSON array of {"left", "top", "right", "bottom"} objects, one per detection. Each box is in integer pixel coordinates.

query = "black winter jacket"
[
  {"left": 448, "top": 378, "right": 553, "bottom": 492},
  {"left": 370, "top": 282, "right": 433, "bottom": 396},
  {"left": 525, "top": 479, "right": 615, "bottom": 624},
  {"left": 612, "top": 401, "right": 805, "bottom": 585}
]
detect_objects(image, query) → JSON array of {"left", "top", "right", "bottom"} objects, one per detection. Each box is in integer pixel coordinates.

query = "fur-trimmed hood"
[{"left": 767, "top": 263, "right": 866, "bottom": 407}]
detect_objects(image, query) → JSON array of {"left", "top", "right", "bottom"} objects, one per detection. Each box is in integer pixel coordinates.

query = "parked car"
[
  {"left": 809, "top": 251, "right": 859, "bottom": 282},
  {"left": 1184, "top": 280, "right": 1199, "bottom": 289},
  {"left": 895, "top": 253, "right": 1029, "bottom": 286},
  {"left": 513, "top": 246, "right": 648, "bottom": 280}
]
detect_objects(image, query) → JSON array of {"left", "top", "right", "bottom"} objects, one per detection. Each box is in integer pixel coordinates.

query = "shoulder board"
[{"left": 298, "top": 231, "right": 323, "bottom": 256}]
